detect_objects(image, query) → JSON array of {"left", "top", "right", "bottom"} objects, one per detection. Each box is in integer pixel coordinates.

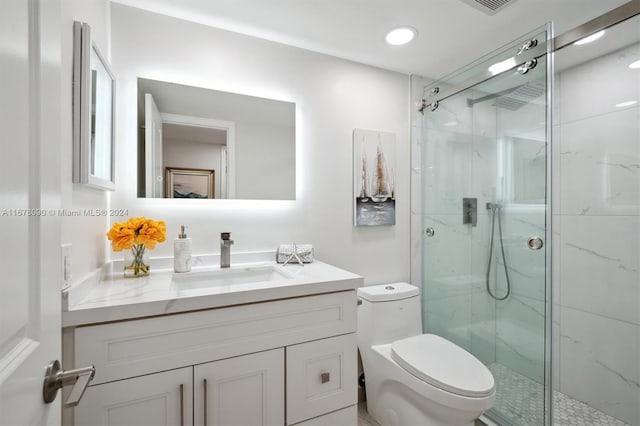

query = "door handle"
[
  {"left": 42, "top": 360, "right": 95, "bottom": 407},
  {"left": 528, "top": 237, "right": 544, "bottom": 250}
]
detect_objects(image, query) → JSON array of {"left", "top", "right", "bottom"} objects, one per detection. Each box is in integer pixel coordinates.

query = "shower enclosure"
[
  {"left": 418, "top": 26, "right": 551, "bottom": 425},
  {"left": 413, "top": 2, "right": 639, "bottom": 425}
]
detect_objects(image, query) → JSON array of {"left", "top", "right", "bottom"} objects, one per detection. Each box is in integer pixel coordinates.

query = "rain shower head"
[
  {"left": 493, "top": 80, "right": 546, "bottom": 110},
  {"left": 466, "top": 80, "right": 546, "bottom": 111}
]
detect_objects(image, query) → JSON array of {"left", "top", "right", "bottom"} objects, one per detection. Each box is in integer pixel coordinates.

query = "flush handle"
[{"left": 320, "top": 372, "right": 330, "bottom": 384}]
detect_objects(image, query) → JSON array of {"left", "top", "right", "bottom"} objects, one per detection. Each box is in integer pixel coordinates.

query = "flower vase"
[{"left": 124, "top": 244, "right": 150, "bottom": 278}]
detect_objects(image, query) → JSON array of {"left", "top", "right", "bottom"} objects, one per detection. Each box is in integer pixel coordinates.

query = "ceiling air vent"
[{"left": 458, "top": 0, "right": 520, "bottom": 15}]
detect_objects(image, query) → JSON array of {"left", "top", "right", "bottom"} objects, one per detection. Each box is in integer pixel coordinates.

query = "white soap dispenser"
[{"left": 174, "top": 225, "right": 192, "bottom": 273}]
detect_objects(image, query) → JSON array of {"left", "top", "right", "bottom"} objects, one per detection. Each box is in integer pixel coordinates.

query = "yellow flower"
[
  {"left": 106, "top": 217, "right": 167, "bottom": 251},
  {"left": 136, "top": 220, "right": 166, "bottom": 249}
]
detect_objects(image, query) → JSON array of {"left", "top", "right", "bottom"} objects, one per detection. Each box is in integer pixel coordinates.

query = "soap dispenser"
[{"left": 174, "top": 225, "right": 192, "bottom": 273}]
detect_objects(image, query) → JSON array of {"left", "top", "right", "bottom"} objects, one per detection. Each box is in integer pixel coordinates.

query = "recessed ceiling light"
[
  {"left": 629, "top": 59, "right": 640, "bottom": 69},
  {"left": 573, "top": 30, "right": 605, "bottom": 45},
  {"left": 386, "top": 27, "right": 417, "bottom": 46},
  {"left": 615, "top": 100, "right": 638, "bottom": 108}
]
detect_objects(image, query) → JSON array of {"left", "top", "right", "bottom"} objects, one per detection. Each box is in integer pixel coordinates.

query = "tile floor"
[
  {"left": 488, "top": 363, "right": 629, "bottom": 426},
  {"left": 357, "top": 363, "right": 629, "bottom": 426}
]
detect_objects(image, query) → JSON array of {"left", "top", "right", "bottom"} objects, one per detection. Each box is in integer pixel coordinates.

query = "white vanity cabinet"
[{"left": 65, "top": 290, "right": 357, "bottom": 426}]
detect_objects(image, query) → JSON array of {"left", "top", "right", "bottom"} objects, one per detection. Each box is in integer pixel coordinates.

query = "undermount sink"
[{"left": 171, "top": 264, "right": 294, "bottom": 291}]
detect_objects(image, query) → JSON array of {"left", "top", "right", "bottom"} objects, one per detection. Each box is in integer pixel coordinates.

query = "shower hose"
[{"left": 486, "top": 204, "right": 511, "bottom": 300}]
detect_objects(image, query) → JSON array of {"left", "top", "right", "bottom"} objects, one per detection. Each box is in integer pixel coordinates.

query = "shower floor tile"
[{"left": 488, "top": 363, "right": 629, "bottom": 426}]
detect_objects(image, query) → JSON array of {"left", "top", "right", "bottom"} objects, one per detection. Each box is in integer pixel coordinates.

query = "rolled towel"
[{"left": 276, "top": 244, "right": 314, "bottom": 263}]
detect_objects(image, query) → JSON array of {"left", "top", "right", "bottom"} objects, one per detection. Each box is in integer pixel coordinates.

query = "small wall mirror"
[
  {"left": 73, "top": 21, "right": 115, "bottom": 190},
  {"left": 137, "top": 78, "right": 296, "bottom": 200}
]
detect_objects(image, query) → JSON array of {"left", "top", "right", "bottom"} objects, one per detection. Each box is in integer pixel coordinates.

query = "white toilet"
[{"left": 357, "top": 282, "right": 495, "bottom": 426}]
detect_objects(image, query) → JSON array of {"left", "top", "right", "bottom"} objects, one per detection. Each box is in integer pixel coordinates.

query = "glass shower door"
[{"left": 421, "top": 29, "right": 550, "bottom": 425}]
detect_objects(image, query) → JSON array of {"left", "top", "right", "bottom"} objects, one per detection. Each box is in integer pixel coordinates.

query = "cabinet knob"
[{"left": 320, "top": 372, "right": 330, "bottom": 384}]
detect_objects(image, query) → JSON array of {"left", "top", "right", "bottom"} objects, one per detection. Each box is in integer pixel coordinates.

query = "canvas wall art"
[{"left": 353, "top": 129, "right": 396, "bottom": 226}]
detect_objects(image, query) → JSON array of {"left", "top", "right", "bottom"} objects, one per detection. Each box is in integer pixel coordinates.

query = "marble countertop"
[{"left": 62, "top": 254, "right": 362, "bottom": 327}]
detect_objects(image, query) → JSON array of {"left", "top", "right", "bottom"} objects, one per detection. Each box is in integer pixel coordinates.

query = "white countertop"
[{"left": 62, "top": 255, "right": 362, "bottom": 327}]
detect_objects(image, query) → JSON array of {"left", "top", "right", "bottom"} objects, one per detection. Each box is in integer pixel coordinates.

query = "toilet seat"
[{"left": 390, "top": 334, "right": 495, "bottom": 398}]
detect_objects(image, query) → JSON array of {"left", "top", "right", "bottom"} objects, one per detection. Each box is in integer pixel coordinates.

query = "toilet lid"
[{"left": 391, "top": 334, "right": 495, "bottom": 398}]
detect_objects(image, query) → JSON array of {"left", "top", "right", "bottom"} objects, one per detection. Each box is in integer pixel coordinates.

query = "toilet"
[{"left": 357, "top": 282, "right": 495, "bottom": 426}]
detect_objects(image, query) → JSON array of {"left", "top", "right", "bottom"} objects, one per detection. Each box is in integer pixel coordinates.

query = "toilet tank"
[{"left": 357, "top": 282, "right": 422, "bottom": 346}]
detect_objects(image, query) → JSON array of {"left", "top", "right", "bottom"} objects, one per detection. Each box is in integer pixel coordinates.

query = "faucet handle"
[{"left": 221, "top": 232, "right": 234, "bottom": 245}]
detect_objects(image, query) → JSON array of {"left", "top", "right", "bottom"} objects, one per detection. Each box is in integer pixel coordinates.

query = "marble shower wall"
[
  {"left": 419, "top": 89, "right": 499, "bottom": 364},
  {"left": 554, "top": 41, "right": 640, "bottom": 425}
]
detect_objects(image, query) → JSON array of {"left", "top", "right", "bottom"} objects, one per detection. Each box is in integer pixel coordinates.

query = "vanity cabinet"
[{"left": 64, "top": 290, "right": 357, "bottom": 426}]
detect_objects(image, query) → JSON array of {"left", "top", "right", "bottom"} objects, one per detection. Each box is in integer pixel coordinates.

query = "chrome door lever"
[{"left": 43, "top": 360, "right": 95, "bottom": 407}]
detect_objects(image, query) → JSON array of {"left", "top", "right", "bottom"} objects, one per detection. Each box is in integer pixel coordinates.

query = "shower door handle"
[{"left": 527, "top": 237, "right": 543, "bottom": 250}]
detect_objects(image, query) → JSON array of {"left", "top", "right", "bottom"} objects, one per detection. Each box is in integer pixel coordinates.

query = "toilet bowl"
[{"left": 357, "top": 282, "right": 495, "bottom": 426}]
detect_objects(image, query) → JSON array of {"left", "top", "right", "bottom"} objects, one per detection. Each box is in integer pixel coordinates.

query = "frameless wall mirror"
[
  {"left": 73, "top": 21, "right": 115, "bottom": 190},
  {"left": 137, "top": 78, "right": 296, "bottom": 200}
]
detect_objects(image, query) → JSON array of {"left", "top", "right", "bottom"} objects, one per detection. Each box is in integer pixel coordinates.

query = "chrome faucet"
[{"left": 220, "top": 232, "right": 234, "bottom": 268}]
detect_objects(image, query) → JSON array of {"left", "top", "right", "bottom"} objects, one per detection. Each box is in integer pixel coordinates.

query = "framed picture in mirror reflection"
[{"left": 165, "top": 167, "right": 215, "bottom": 199}]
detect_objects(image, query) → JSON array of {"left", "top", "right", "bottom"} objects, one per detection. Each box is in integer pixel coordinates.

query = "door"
[
  {"left": 0, "top": 0, "right": 62, "bottom": 425},
  {"left": 145, "top": 93, "right": 164, "bottom": 197},
  {"left": 75, "top": 367, "right": 193, "bottom": 426},
  {"left": 194, "top": 349, "right": 285, "bottom": 426},
  {"left": 421, "top": 28, "right": 550, "bottom": 425}
]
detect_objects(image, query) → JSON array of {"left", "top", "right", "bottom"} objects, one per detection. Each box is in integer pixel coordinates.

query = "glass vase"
[{"left": 124, "top": 244, "right": 150, "bottom": 278}]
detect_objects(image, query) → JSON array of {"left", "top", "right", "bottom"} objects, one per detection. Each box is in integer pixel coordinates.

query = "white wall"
[
  {"left": 235, "top": 122, "right": 295, "bottom": 200},
  {"left": 60, "top": 0, "right": 111, "bottom": 282},
  {"left": 110, "top": 4, "right": 410, "bottom": 284},
  {"left": 553, "top": 41, "right": 640, "bottom": 425}
]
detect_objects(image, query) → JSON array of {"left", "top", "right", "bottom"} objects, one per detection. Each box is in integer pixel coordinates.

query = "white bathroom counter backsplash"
[{"left": 62, "top": 252, "right": 362, "bottom": 327}]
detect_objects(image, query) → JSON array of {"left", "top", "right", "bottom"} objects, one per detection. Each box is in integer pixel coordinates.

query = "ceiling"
[{"left": 112, "top": 0, "right": 631, "bottom": 78}]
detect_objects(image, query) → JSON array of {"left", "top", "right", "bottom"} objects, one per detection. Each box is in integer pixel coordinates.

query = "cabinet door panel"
[
  {"left": 286, "top": 334, "right": 357, "bottom": 424},
  {"left": 194, "top": 349, "right": 284, "bottom": 426},
  {"left": 75, "top": 367, "right": 193, "bottom": 426}
]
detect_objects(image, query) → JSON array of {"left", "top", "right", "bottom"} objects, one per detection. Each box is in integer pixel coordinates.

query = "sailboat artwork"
[{"left": 354, "top": 129, "right": 396, "bottom": 226}]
